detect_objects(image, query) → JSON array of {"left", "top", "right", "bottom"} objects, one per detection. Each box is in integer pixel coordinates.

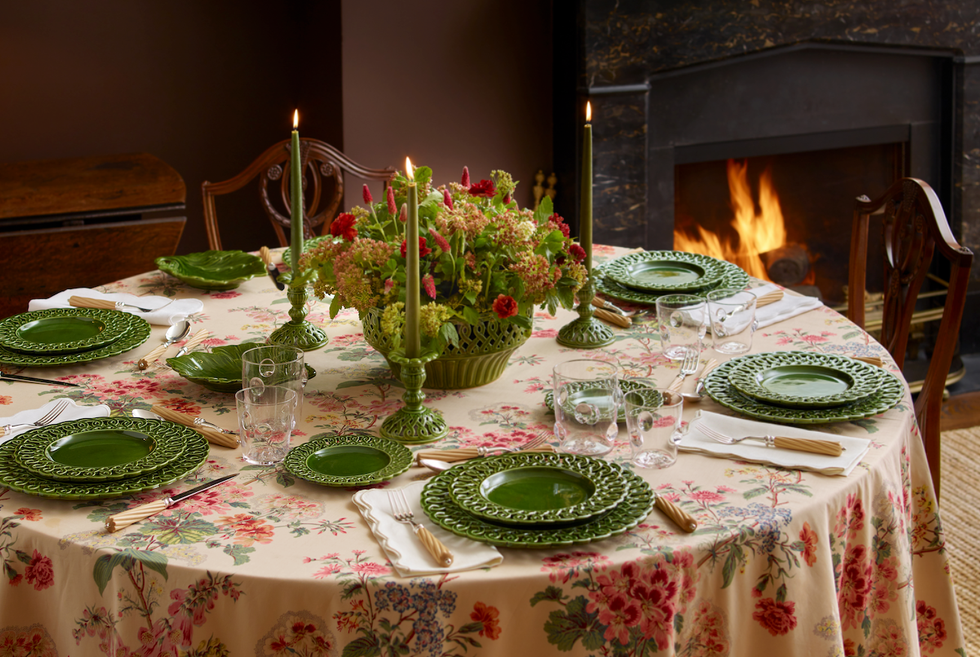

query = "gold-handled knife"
[
  {"left": 0, "top": 372, "right": 80, "bottom": 387},
  {"left": 173, "top": 329, "right": 211, "bottom": 357},
  {"left": 654, "top": 496, "right": 698, "bottom": 533},
  {"left": 105, "top": 474, "right": 238, "bottom": 532},
  {"left": 150, "top": 404, "right": 239, "bottom": 448}
]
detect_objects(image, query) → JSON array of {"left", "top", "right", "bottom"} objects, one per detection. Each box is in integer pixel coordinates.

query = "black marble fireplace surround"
[{"left": 553, "top": 1, "right": 980, "bottom": 351}]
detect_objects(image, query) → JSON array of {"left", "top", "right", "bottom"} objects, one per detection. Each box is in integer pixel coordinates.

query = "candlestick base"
[
  {"left": 269, "top": 283, "right": 329, "bottom": 351},
  {"left": 380, "top": 349, "right": 448, "bottom": 445},
  {"left": 557, "top": 274, "right": 615, "bottom": 349}
]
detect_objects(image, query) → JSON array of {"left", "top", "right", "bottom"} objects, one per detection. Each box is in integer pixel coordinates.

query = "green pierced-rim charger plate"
[
  {"left": 0, "top": 313, "right": 150, "bottom": 367},
  {"left": 603, "top": 251, "right": 727, "bottom": 293},
  {"left": 0, "top": 308, "right": 132, "bottom": 354},
  {"left": 0, "top": 422, "right": 208, "bottom": 500},
  {"left": 703, "top": 358, "right": 905, "bottom": 424},
  {"left": 14, "top": 417, "right": 189, "bottom": 482},
  {"left": 727, "top": 352, "right": 882, "bottom": 408},
  {"left": 168, "top": 343, "right": 317, "bottom": 393},
  {"left": 447, "top": 452, "right": 629, "bottom": 525},
  {"left": 545, "top": 379, "right": 662, "bottom": 422},
  {"left": 284, "top": 432, "right": 412, "bottom": 487},
  {"left": 421, "top": 462, "right": 654, "bottom": 548},
  {"left": 594, "top": 258, "right": 750, "bottom": 306},
  {"left": 156, "top": 250, "right": 266, "bottom": 290}
]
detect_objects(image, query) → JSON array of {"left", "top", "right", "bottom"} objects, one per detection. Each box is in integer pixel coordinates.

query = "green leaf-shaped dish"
[
  {"left": 156, "top": 250, "right": 266, "bottom": 290},
  {"left": 283, "top": 432, "right": 412, "bottom": 487},
  {"left": 168, "top": 343, "right": 316, "bottom": 393}
]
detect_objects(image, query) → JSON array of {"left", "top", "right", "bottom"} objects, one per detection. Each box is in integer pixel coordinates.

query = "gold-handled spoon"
[{"left": 137, "top": 320, "right": 191, "bottom": 370}]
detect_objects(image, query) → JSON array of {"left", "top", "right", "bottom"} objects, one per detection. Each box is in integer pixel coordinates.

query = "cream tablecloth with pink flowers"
[{"left": 0, "top": 245, "right": 964, "bottom": 656}]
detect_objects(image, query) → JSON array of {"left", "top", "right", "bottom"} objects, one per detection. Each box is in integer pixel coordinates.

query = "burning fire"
[{"left": 674, "top": 160, "right": 788, "bottom": 281}]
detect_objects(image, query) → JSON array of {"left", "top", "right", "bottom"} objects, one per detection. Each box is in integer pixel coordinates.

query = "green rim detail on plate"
[
  {"left": 594, "top": 257, "right": 750, "bottom": 306},
  {"left": 447, "top": 452, "right": 629, "bottom": 525},
  {"left": 156, "top": 250, "right": 266, "bottom": 290},
  {"left": 421, "top": 463, "right": 654, "bottom": 548},
  {"left": 545, "top": 379, "right": 661, "bottom": 422},
  {"left": 0, "top": 308, "right": 132, "bottom": 354},
  {"left": 14, "top": 417, "right": 189, "bottom": 482},
  {"left": 0, "top": 312, "right": 150, "bottom": 367},
  {"left": 703, "top": 357, "right": 905, "bottom": 424},
  {"left": 168, "top": 343, "right": 317, "bottom": 393},
  {"left": 603, "top": 251, "right": 727, "bottom": 293},
  {"left": 727, "top": 352, "right": 882, "bottom": 408},
  {"left": 0, "top": 422, "right": 208, "bottom": 500},
  {"left": 284, "top": 432, "right": 412, "bottom": 487}
]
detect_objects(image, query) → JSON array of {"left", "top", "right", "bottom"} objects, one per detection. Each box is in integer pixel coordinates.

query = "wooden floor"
[{"left": 941, "top": 391, "right": 980, "bottom": 431}]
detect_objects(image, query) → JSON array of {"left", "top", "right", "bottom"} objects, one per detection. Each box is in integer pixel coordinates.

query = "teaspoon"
[{"left": 137, "top": 320, "right": 191, "bottom": 370}]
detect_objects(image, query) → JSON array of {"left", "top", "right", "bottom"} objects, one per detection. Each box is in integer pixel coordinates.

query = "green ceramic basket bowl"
[{"left": 156, "top": 250, "right": 266, "bottom": 290}]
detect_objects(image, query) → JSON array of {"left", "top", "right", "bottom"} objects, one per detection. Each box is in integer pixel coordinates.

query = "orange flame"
[{"left": 674, "top": 159, "right": 787, "bottom": 281}]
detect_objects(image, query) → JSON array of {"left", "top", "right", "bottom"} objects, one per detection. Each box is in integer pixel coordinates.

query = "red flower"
[
  {"left": 468, "top": 179, "right": 496, "bottom": 198},
  {"left": 400, "top": 236, "right": 432, "bottom": 258},
  {"left": 461, "top": 166, "right": 471, "bottom": 188},
  {"left": 423, "top": 274, "right": 436, "bottom": 299},
  {"left": 429, "top": 228, "right": 451, "bottom": 253},
  {"left": 503, "top": 193, "right": 511, "bottom": 204},
  {"left": 800, "top": 521, "right": 818, "bottom": 567},
  {"left": 752, "top": 598, "right": 797, "bottom": 636},
  {"left": 362, "top": 184, "right": 373, "bottom": 205},
  {"left": 24, "top": 550, "right": 54, "bottom": 590},
  {"left": 569, "top": 243, "right": 587, "bottom": 262},
  {"left": 470, "top": 602, "right": 502, "bottom": 640},
  {"left": 442, "top": 188, "right": 454, "bottom": 210},
  {"left": 14, "top": 508, "right": 42, "bottom": 521},
  {"left": 386, "top": 186, "right": 397, "bottom": 215},
  {"left": 492, "top": 294, "right": 518, "bottom": 319},
  {"left": 398, "top": 203, "right": 407, "bottom": 223},
  {"left": 329, "top": 213, "right": 358, "bottom": 241}
]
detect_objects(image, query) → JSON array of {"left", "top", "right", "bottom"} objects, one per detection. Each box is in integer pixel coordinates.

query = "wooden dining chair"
[
  {"left": 848, "top": 177, "right": 973, "bottom": 498},
  {"left": 202, "top": 139, "right": 395, "bottom": 251}
]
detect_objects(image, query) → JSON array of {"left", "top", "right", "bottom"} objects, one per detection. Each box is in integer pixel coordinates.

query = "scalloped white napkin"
[
  {"left": 353, "top": 481, "right": 503, "bottom": 577},
  {"left": 29, "top": 288, "right": 203, "bottom": 326},
  {"left": 0, "top": 399, "right": 111, "bottom": 446},
  {"left": 751, "top": 283, "right": 824, "bottom": 328},
  {"left": 678, "top": 410, "right": 870, "bottom": 476}
]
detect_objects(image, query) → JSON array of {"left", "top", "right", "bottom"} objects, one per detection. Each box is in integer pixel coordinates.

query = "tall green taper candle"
[
  {"left": 290, "top": 110, "right": 303, "bottom": 274},
  {"left": 405, "top": 158, "right": 420, "bottom": 359},
  {"left": 581, "top": 101, "right": 593, "bottom": 271}
]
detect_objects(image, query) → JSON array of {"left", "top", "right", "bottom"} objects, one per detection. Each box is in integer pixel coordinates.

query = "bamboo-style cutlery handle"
[
  {"left": 137, "top": 343, "right": 171, "bottom": 370},
  {"left": 175, "top": 329, "right": 211, "bottom": 356},
  {"left": 654, "top": 497, "right": 698, "bottom": 533},
  {"left": 594, "top": 307, "right": 631, "bottom": 328},
  {"left": 150, "top": 404, "right": 239, "bottom": 448},
  {"left": 415, "top": 445, "right": 555, "bottom": 463},
  {"left": 773, "top": 436, "right": 843, "bottom": 457},
  {"left": 68, "top": 295, "right": 118, "bottom": 310},
  {"left": 414, "top": 524, "right": 454, "bottom": 567},
  {"left": 755, "top": 290, "right": 784, "bottom": 307},
  {"left": 259, "top": 246, "right": 274, "bottom": 267},
  {"left": 106, "top": 500, "right": 170, "bottom": 532}
]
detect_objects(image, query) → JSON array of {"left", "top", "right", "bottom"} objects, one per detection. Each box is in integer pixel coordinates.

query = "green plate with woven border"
[
  {"left": 447, "top": 452, "right": 629, "bottom": 526},
  {"left": 594, "top": 258, "right": 749, "bottom": 305},
  {"left": 603, "top": 251, "right": 727, "bottom": 293},
  {"left": 0, "top": 421, "right": 208, "bottom": 500},
  {"left": 703, "top": 358, "right": 904, "bottom": 424},
  {"left": 156, "top": 250, "right": 266, "bottom": 290},
  {"left": 14, "top": 417, "right": 188, "bottom": 482},
  {"left": 0, "top": 308, "right": 132, "bottom": 355},
  {"left": 284, "top": 432, "right": 412, "bottom": 487},
  {"left": 727, "top": 352, "right": 882, "bottom": 409},
  {"left": 0, "top": 313, "right": 150, "bottom": 367},
  {"left": 421, "top": 461, "right": 653, "bottom": 548},
  {"left": 545, "top": 379, "right": 661, "bottom": 422}
]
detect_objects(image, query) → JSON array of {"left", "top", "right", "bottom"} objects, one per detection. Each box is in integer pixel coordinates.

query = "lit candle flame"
[
  {"left": 405, "top": 157, "right": 414, "bottom": 180},
  {"left": 293, "top": 109, "right": 299, "bottom": 129},
  {"left": 586, "top": 101, "right": 591, "bottom": 123}
]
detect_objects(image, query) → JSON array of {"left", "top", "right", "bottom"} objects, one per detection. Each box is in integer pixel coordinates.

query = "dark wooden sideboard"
[{"left": 0, "top": 153, "right": 186, "bottom": 318}]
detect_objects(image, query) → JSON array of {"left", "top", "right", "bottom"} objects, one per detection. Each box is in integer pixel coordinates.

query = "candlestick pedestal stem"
[
  {"left": 557, "top": 273, "right": 615, "bottom": 348},
  {"left": 381, "top": 348, "right": 448, "bottom": 444},
  {"left": 269, "top": 282, "right": 329, "bottom": 351}
]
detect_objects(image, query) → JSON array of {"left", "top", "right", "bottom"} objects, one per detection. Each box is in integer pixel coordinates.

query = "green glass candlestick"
[
  {"left": 381, "top": 348, "right": 448, "bottom": 444},
  {"left": 557, "top": 273, "right": 615, "bottom": 349},
  {"left": 269, "top": 282, "right": 329, "bottom": 351}
]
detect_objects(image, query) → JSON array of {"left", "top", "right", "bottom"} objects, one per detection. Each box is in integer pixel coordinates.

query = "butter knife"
[
  {"left": 0, "top": 372, "right": 80, "bottom": 387},
  {"left": 174, "top": 329, "right": 211, "bottom": 357},
  {"left": 259, "top": 246, "right": 285, "bottom": 291},
  {"left": 105, "top": 473, "right": 238, "bottom": 532},
  {"left": 694, "top": 358, "right": 719, "bottom": 398}
]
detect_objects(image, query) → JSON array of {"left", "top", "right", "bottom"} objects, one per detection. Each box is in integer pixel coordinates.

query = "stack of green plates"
[
  {"left": 0, "top": 417, "right": 209, "bottom": 500},
  {"left": 0, "top": 307, "right": 151, "bottom": 367},
  {"left": 595, "top": 250, "right": 750, "bottom": 305},
  {"left": 703, "top": 352, "right": 905, "bottom": 424},
  {"left": 420, "top": 452, "right": 654, "bottom": 548}
]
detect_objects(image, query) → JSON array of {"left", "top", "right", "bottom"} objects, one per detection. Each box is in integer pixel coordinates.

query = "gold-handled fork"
[
  {"left": 693, "top": 412, "right": 844, "bottom": 456},
  {"left": 667, "top": 350, "right": 700, "bottom": 392},
  {"left": 1, "top": 399, "right": 71, "bottom": 436},
  {"left": 387, "top": 488, "right": 454, "bottom": 567}
]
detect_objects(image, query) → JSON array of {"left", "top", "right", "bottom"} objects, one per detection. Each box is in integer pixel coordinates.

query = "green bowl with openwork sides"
[
  {"left": 168, "top": 343, "right": 317, "bottom": 393},
  {"left": 156, "top": 250, "right": 266, "bottom": 290}
]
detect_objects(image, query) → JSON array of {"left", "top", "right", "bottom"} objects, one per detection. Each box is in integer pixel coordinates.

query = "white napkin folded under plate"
[
  {"left": 0, "top": 399, "right": 111, "bottom": 446},
  {"left": 678, "top": 410, "right": 870, "bottom": 476},
  {"left": 751, "top": 283, "right": 824, "bottom": 329},
  {"left": 353, "top": 481, "right": 503, "bottom": 577},
  {"left": 29, "top": 288, "right": 203, "bottom": 326}
]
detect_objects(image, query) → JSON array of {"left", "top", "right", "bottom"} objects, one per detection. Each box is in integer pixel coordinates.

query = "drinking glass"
[
  {"left": 656, "top": 294, "right": 707, "bottom": 361},
  {"left": 236, "top": 385, "right": 296, "bottom": 465},
  {"left": 707, "top": 288, "right": 758, "bottom": 354},
  {"left": 242, "top": 345, "right": 305, "bottom": 426},
  {"left": 552, "top": 359, "right": 622, "bottom": 457},
  {"left": 624, "top": 387, "right": 681, "bottom": 468}
]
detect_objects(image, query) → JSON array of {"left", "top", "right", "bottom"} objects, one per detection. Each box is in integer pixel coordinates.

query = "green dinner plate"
[
  {"left": 283, "top": 432, "right": 412, "bottom": 487},
  {"left": 168, "top": 343, "right": 317, "bottom": 393},
  {"left": 156, "top": 250, "right": 266, "bottom": 290},
  {"left": 727, "top": 352, "right": 882, "bottom": 408},
  {"left": 421, "top": 463, "right": 654, "bottom": 548},
  {"left": 0, "top": 312, "right": 150, "bottom": 367},
  {"left": 0, "top": 422, "right": 208, "bottom": 500},
  {"left": 544, "top": 379, "right": 662, "bottom": 422},
  {"left": 603, "top": 251, "right": 727, "bottom": 293},
  {"left": 0, "top": 308, "right": 132, "bottom": 355},
  {"left": 447, "top": 452, "right": 629, "bottom": 525},
  {"left": 14, "top": 417, "right": 188, "bottom": 482},
  {"left": 703, "top": 357, "right": 905, "bottom": 424},
  {"left": 594, "top": 257, "right": 750, "bottom": 306}
]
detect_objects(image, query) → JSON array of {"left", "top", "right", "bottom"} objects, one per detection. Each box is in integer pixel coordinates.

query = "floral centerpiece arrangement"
[{"left": 301, "top": 166, "right": 587, "bottom": 387}]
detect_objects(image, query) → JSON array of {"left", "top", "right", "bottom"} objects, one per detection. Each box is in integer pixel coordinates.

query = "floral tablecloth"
[{"left": 0, "top": 246, "right": 964, "bottom": 656}]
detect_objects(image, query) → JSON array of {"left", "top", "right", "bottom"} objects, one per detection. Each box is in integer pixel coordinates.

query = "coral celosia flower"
[
  {"left": 429, "top": 228, "right": 450, "bottom": 253},
  {"left": 423, "top": 273, "right": 436, "bottom": 299},
  {"left": 443, "top": 188, "right": 454, "bottom": 211},
  {"left": 461, "top": 166, "right": 471, "bottom": 188},
  {"left": 398, "top": 204, "right": 407, "bottom": 223},
  {"left": 387, "top": 186, "right": 397, "bottom": 215},
  {"left": 362, "top": 184, "right": 373, "bottom": 205}
]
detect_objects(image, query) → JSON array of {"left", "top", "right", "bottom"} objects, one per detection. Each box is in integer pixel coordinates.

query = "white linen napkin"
[
  {"left": 29, "top": 288, "right": 203, "bottom": 326},
  {"left": 678, "top": 410, "right": 870, "bottom": 476},
  {"left": 353, "top": 481, "right": 503, "bottom": 577},
  {"left": 0, "top": 399, "right": 111, "bottom": 446},
  {"left": 751, "top": 283, "right": 824, "bottom": 328}
]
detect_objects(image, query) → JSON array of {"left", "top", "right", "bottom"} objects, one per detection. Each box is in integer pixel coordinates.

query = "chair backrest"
[
  {"left": 202, "top": 138, "right": 395, "bottom": 251},
  {"left": 848, "top": 177, "right": 973, "bottom": 496}
]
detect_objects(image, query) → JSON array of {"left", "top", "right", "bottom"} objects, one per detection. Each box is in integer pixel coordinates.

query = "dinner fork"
[
  {"left": 667, "top": 350, "right": 700, "bottom": 392},
  {"left": 1, "top": 399, "right": 71, "bottom": 437},
  {"left": 387, "top": 488, "right": 454, "bottom": 567},
  {"left": 693, "top": 412, "right": 843, "bottom": 456},
  {"left": 476, "top": 431, "right": 549, "bottom": 456}
]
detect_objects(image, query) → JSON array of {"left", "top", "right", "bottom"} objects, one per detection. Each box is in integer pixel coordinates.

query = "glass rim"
[
  {"left": 706, "top": 288, "right": 757, "bottom": 303},
  {"left": 655, "top": 294, "right": 706, "bottom": 305},
  {"left": 241, "top": 344, "right": 304, "bottom": 365},
  {"left": 235, "top": 385, "right": 297, "bottom": 405}
]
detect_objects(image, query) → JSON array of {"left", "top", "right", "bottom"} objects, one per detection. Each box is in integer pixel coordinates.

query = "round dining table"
[{"left": 0, "top": 245, "right": 964, "bottom": 657}]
